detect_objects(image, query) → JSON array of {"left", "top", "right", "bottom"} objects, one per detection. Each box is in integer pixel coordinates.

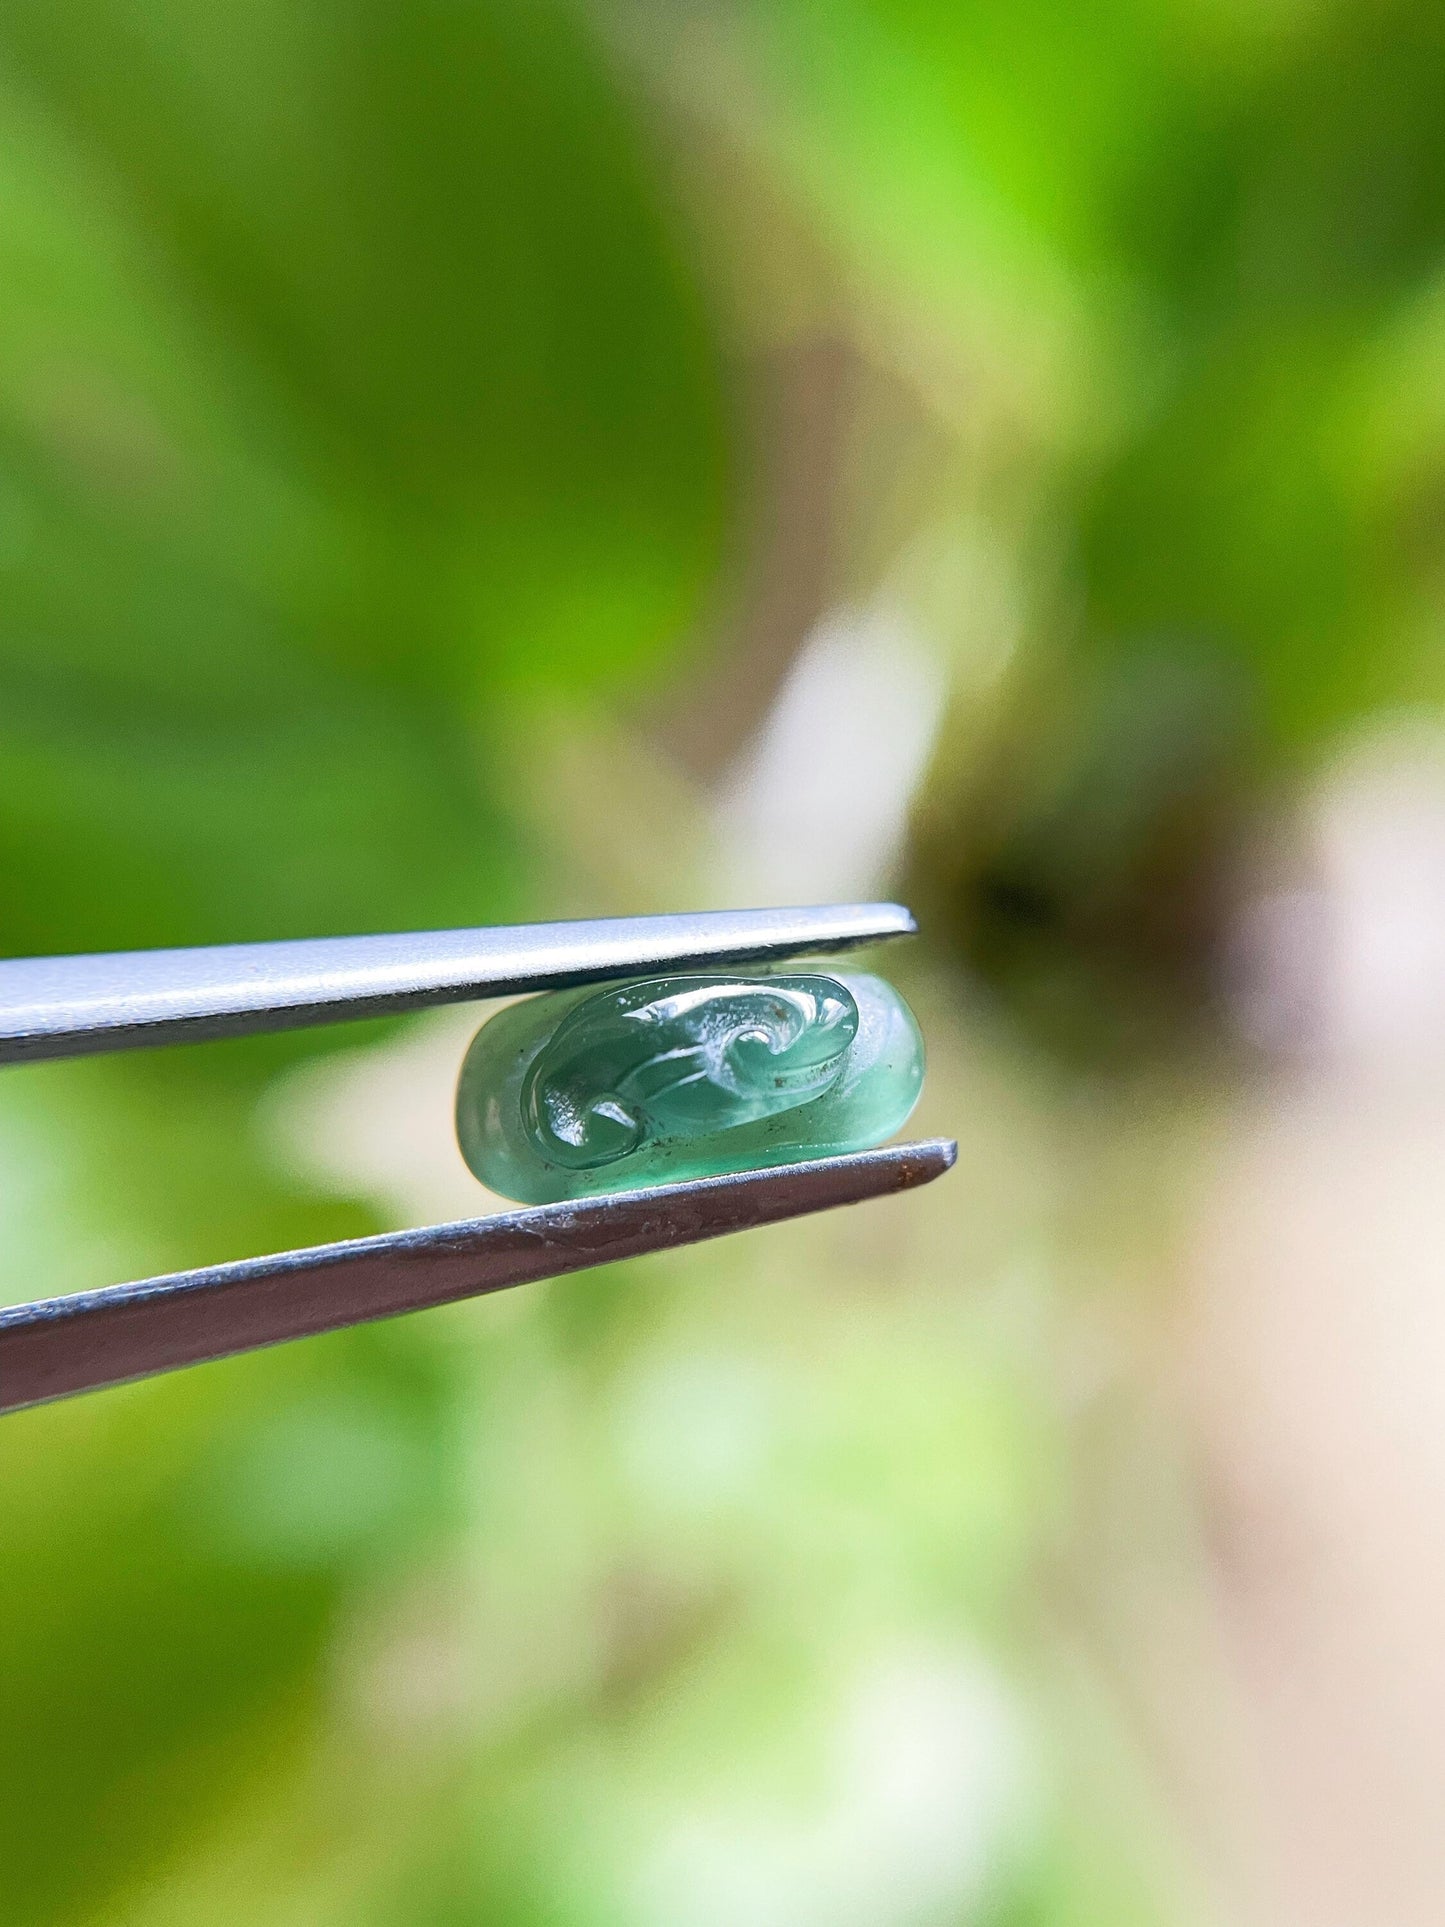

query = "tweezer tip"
[
  {"left": 873, "top": 901, "right": 917, "bottom": 934},
  {"left": 888, "top": 1136, "right": 956, "bottom": 1182},
  {"left": 760, "top": 1134, "right": 956, "bottom": 1204}
]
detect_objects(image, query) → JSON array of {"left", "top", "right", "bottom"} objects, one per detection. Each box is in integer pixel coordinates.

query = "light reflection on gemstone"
[{"left": 455, "top": 971, "right": 924, "bottom": 1203}]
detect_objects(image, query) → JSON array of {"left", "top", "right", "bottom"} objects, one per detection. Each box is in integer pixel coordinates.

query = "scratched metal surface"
[{"left": 0, "top": 1137, "right": 956, "bottom": 1413}]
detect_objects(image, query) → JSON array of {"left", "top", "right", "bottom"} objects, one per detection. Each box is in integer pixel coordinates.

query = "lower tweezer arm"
[{"left": 0, "top": 1139, "right": 956, "bottom": 1414}]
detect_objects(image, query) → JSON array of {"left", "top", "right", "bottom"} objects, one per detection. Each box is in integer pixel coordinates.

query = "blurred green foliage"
[
  {"left": 3, "top": 0, "right": 1444, "bottom": 1921},
  {"left": 0, "top": 0, "right": 730, "bottom": 961},
  {"left": 0, "top": 3, "right": 731, "bottom": 1919}
]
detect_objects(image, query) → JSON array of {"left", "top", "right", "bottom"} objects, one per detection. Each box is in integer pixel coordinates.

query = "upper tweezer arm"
[{"left": 0, "top": 903, "right": 916, "bottom": 1065}]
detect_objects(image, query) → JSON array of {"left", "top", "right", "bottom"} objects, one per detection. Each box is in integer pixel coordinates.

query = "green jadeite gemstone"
[{"left": 455, "top": 970, "right": 924, "bottom": 1203}]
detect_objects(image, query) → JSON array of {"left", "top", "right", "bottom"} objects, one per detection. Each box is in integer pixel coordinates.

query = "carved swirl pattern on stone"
[
  {"left": 522, "top": 976, "right": 859, "bottom": 1170},
  {"left": 456, "top": 970, "right": 924, "bottom": 1204}
]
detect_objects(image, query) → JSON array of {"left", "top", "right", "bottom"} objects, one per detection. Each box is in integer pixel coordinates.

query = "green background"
[{"left": 4, "top": 3, "right": 1444, "bottom": 1921}]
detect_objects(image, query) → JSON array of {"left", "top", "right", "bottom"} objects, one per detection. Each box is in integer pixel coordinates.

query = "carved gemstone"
[{"left": 455, "top": 971, "right": 924, "bottom": 1203}]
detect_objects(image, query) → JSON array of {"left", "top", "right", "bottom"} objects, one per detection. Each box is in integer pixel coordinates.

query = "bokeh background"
[{"left": 5, "top": 2, "right": 1445, "bottom": 1921}]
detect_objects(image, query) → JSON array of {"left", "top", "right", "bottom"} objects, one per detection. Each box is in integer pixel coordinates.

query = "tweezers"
[{"left": 0, "top": 904, "right": 955, "bottom": 1415}]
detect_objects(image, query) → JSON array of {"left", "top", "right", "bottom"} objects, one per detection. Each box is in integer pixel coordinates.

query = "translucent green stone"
[{"left": 455, "top": 970, "right": 924, "bottom": 1203}]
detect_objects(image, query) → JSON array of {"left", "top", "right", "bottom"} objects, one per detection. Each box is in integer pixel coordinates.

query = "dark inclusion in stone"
[{"left": 455, "top": 971, "right": 925, "bottom": 1203}]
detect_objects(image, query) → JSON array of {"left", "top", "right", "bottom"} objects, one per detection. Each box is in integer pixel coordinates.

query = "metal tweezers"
[{"left": 0, "top": 904, "right": 955, "bottom": 1415}]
